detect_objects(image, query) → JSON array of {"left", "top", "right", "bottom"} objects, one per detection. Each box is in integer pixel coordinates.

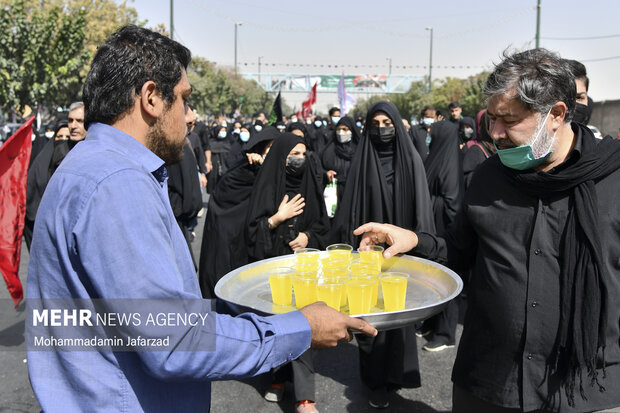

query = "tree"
[
  {"left": 187, "top": 56, "right": 274, "bottom": 118},
  {"left": 0, "top": 0, "right": 89, "bottom": 112},
  {"left": 352, "top": 72, "right": 489, "bottom": 122},
  {"left": 0, "top": 0, "right": 138, "bottom": 114}
]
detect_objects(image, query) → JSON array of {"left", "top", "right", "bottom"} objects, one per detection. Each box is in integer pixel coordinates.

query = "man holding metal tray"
[{"left": 26, "top": 25, "right": 376, "bottom": 413}]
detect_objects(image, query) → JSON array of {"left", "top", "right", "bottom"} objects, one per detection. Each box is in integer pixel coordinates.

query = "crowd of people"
[{"left": 23, "top": 24, "right": 620, "bottom": 413}]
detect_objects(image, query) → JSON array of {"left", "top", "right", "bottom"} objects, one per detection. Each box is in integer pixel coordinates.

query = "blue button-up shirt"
[{"left": 27, "top": 123, "right": 311, "bottom": 412}]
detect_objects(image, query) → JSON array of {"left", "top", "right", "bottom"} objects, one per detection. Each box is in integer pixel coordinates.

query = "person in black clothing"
[
  {"left": 320, "top": 115, "right": 360, "bottom": 206},
  {"left": 24, "top": 121, "right": 73, "bottom": 250},
  {"left": 354, "top": 48, "right": 620, "bottom": 413},
  {"left": 457, "top": 116, "right": 477, "bottom": 150},
  {"left": 198, "top": 126, "right": 277, "bottom": 299},
  {"left": 331, "top": 101, "right": 435, "bottom": 409},
  {"left": 448, "top": 101, "right": 463, "bottom": 123},
  {"left": 409, "top": 105, "right": 436, "bottom": 162},
  {"left": 419, "top": 118, "right": 464, "bottom": 352},
  {"left": 462, "top": 109, "right": 496, "bottom": 190},
  {"left": 245, "top": 133, "right": 330, "bottom": 413},
  {"left": 206, "top": 124, "right": 233, "bottom": 194},
  {"left": 287, "top": 121, "right": 326, "bottom": 191}
]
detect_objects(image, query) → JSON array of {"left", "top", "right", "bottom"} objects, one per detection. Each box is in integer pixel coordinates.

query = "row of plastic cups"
[
  {"left": 268, "top": 267, "right": 409, "bottom": 315},
  {"left": 295, "top": 244, "right": 384, "bottom": 272}
]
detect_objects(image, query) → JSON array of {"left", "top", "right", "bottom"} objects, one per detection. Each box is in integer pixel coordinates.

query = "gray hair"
[
  {"left": 68, "top": 101, "right": 84, "bottom": 112},
  {"left": 484, "top": 49, "right": 576, "bottom": 123}
]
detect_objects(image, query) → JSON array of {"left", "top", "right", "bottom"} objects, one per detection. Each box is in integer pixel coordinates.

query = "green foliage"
[
  {"left": 352, "top": 72, "right": 490, "bottom": 121},
  {"left": 0, "top": 0, "right": 89, "bottom": 110},
  {"left": 0, "top": 0, "right": 138, "bottom": 113},
  {"left": 187, "top": 56, "right": 272, "bottom": 117}
]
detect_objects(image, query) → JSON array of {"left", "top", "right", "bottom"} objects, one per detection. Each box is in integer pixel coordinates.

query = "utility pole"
[
  {"left": 258, "top": 56, "right": 263, "bottom": 84},
  {"left": 170, "top": 0, "right": 174, "bottom": 40},
  {"left": 425, "top": 27, "right": 433, "bottom": 92},
  {"left": 535, "top": 0, "right": 541, "bottom": 48},
  {"left": 387, "top": 57, "right": 392, "bottom": 77},
  {"left": 234, "top": 22, "right": 242, "bottom": 75}
]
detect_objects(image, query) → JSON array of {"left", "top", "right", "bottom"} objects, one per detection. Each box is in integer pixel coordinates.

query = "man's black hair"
[
  {"left": 328, "top": 107, "right": 341, "bottom": 117},
  {"left": 448, "top": 101, "right": 461, "bottom": 109},
  {"left": 83, "top": 25, "right": 191, "bottom": 128},
  {"left": 564, "top": 58, "right": 589, "bottom": 91}
]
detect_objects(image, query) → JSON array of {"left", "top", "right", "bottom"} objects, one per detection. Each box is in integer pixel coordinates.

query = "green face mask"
[{"left": 494, "top": 109, "right": 554, "bottom": 171}]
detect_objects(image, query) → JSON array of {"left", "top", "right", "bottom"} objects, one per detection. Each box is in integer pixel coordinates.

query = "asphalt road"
[{"left": 0, "top": 200, "right": 459, "bottom": 413}]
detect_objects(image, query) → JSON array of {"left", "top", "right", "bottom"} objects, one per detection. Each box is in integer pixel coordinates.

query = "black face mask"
[
  {"left": 573, "top": 102, "right": 593, "bottom": 125},
  {"left": 368, "top": 126, "right": 396, "bottom": 145},
  {"left": 286, "top": 156, "right": 306, "bottom": 177}
]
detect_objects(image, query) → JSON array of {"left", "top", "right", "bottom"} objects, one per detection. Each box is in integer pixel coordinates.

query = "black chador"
[
  {"left": 246, "top": 133, "right": 329, "bottom": 261},
  {"left": 332, "top": 101, "right": 435, "bottom": 393},
  {"left": 198, "top": 127, "right": 279, "bottom": 298}
]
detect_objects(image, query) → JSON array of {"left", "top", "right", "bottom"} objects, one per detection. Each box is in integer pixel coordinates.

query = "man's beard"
[
  {"left": 529, "top": 112, "right": 556, "bottom": 158},
  {"left": 145, "top": 116, "right": 185, "bottom": 165}
]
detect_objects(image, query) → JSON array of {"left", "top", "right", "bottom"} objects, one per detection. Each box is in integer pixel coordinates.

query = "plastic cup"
[
  {"left": 380, "top": 272, "right": 409, "bottom": 312},
  {"left": 317, "top": 278, "right": 344, "bottom": 310},
  {"left": 321, "top": 275, "right": 348, "bottom": 308},
  {"left": 295, "top": 263, "right": 319, "bottom": 276},
  {"left": 351, "top": 274, "right": 379, "bottom": 308},
  {"left": 349, "top": 258, "right": 378, "bottom": 278},
  {"left": 326, "top": 243, "right": 353, "bottom": 265},
  {"left": 292, "top": 273, "right": 318, "bottom": 309},
  {"left": 358, "top": 245, "right": 384, "bottom": 273},
  {"left": 268, "top": 267, "right": 294, "bottom": 306},
  {"left": 346, "top": 277, "right": 375, "bottom": 315},
  {"left": 295, "top": 248, "right": 320, "bottom": 271}
]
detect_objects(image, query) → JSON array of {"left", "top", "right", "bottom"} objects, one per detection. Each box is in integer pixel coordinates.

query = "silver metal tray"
[{"left": 215, "top": 253, "right": 463, "bottom": 330}]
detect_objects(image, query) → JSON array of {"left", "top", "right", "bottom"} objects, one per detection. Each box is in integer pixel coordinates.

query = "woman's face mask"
[
  {"left": 368, "top": 126, "right": 396, "bottom": 145},
  {"left": 336, "top": 130, "right": 352, "bottom": 143},
  {"left": 240, "top": 131, "right": 250, "bottom": 142},
  {"left": 286, "top": 156, "right": 306, "bottom": 177},
  {"left": 218, "top": 130, "right": 227, "bottom": 139},
  {"left": 462, "top": 127, "right": 474, "bottom": 139}
]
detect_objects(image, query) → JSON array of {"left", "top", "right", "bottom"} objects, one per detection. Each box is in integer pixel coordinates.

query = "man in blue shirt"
[{"left": 26, "top": 25, "right": 376, "bottom": 412}]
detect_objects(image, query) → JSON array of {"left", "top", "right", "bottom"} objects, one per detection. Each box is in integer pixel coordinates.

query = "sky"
[{"left": 124, "top": 0, "right": 620, "bottom": 113}]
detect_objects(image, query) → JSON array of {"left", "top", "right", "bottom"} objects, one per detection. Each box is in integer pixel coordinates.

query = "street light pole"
[
  {"left": 170, "top": 0, "right": 174, "bottom": 40},
  {"left": 387, "top": 57, "right": 392, "bottom": 77},
  {"left": 425, "top": 27, "right": 433, "bottom": 92},
  {"left": 535, "top": 0, "right": 541, "bottom": 48},
  {"left": 234, "top": 22, "right": 242, "bottom": 75},
  {"left": 258, "top": 56, "right": 263, "bottom": 84}
]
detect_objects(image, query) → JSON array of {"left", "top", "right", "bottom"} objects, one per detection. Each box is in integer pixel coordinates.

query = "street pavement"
[{"left": 0, "top": 199, "right": 459, "bottom": 413}]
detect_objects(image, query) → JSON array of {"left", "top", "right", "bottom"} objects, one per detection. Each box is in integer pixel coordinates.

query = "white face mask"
[
  {"left": 463, "top": 128, "right": 474, "bottom": 139},
  {"left": 240, "top": 131, "right": 250, "bottom": 142},
  {"left": 45, "top": 131, "right": 54, "bottom": 139},
  {"left": 291, "top": 117, "right": 298, "bottom": 123},
  {"left": 422, "top": 117, "right": 434, "bottom": 127},
  {"left": 254, "top": 125, "right": 263, "bottom": 132},
  {"left": 233, "top": 128, "right": 241, "bottom": 134},
  {"left": 218, "top": 130, "right": 227, "bottom": 139},
  {"left": 336, "top": 131, "right": 352, "bottom": 143}
]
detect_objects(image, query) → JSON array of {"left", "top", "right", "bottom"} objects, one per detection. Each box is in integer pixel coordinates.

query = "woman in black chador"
[
  {"left": 246, "top": 133, "right": 329, "bottom": 260},
  {"left": 320, "top": 115, "right": 361, "bottom": 206},
  {"left": 198, "top": 127, "right": 278, "bottom": 299},
  {"left": 418, "top": 118, "right": 464, "bottom": 352},
  {"left": 331, "top": 101, "right": 435, "bottom": 408},
  {"left": 245, "top": 133, "right": 329, "bottom": 413}
]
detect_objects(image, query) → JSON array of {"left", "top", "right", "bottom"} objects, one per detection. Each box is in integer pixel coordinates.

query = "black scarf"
[{"left": 505, "top": 123, "right": 620, "bottom": 404}]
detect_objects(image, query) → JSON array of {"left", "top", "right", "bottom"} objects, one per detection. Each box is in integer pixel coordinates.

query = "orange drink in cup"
[
  {"left": 268, "top": 267, "right": 294, "bottom": 306},
  {"left": 292, "top": 272, "right": 318, "bottom": 309},
  {"left": 358, "top": 245, "right": 384, "bottom": 273},
  {"left": 380, "top": 272, "right": 409, "bottom": 312},
  {"left": 346, "top": 277, "right": 375, "bottom": 315},
  {"left": 316, "top": 277, "right": 345, "bottom": 310},
  {"left": 326, "top": 243, "right": 353, "bottom": 265}
]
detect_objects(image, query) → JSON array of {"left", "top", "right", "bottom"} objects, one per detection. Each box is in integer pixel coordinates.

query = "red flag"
[
  {"left": 0, "top": 116, "right": 34, "bottom": 307},
  {"left": 301, "top": 82, "right": 317, "bottom": 119}
]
